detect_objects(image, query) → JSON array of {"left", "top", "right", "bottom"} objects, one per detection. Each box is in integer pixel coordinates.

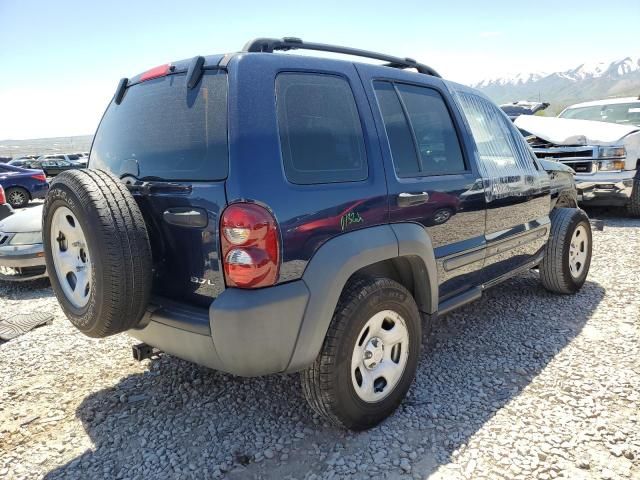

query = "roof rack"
[{"left": 242, "top": 37, "right": 441, "bottom": 78}]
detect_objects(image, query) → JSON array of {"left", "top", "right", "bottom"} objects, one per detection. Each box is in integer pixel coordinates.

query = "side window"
[
  {"left": 454, "top": 92, "right": 537, "bottom": 174},
  {"left": 396, "top": 84, "right": 466, "bottom": 175},
  {"left": 373, "top": 81, "right": 421, "bottom": 177},
  {"left": 374, "top": 81, "right": 466, "bottom": 177},
  {"left": 276, "top": 73, "right": 367, "bottom": 185}
]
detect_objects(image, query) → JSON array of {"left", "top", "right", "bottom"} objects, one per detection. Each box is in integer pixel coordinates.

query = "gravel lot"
[{"left": 1, "top": 208, "right": 638, "bottom": 480}]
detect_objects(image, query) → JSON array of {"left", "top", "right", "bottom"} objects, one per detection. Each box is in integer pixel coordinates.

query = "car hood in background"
[
  {"left": 515, "top": 115, "right": 640, "bottom": 145},
  {"left": 0, "top": 205, "right": 43, "bottom": 233}
]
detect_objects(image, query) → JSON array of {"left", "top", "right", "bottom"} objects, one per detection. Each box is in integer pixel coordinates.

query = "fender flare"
[{"left": 285, "top": 223, "right": 438, "bottom": 372}]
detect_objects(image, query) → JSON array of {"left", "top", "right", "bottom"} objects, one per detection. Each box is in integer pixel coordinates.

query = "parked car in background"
[
  {"left": 0, "top": 205, "right": 47, "bottom": 281},
  {"left": 0, "top": 163, "right": 49, "bottom": 208},
  {"left": 516, "top": 114, "right": 640, "bottom": 215},
  {"left": 67, "top": 153, "right": 88, "bottom": 167},
  {"left": 44, "top": 37, "right": 590, "bottom": 430},
  {"left": 559, "top": 97, "right": 640, "bottom": 127},
  {"left": 28, "top": 155, "right": 82, "bottom": 177},
  {"left": 500, "top": 101, "right": 550, "bottom": 120},
  {"left": 8, "top": 155, "right": 39, "bottom": 167},
  {"left": 0, "top": 186, "right": 13, "bottom": 221}
]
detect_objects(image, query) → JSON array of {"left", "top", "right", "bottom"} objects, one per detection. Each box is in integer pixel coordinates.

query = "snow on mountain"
[
  {"left": 472, "top": 56, "right": 640, "bottom": 115},
  {"left": 474, "top": 57, "right": 639, "bottom": 89}
]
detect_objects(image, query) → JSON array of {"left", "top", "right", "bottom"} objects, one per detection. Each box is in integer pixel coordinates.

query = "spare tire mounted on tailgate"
[{"left": 43, "top": 169, "right": 153, "bottom": 338}]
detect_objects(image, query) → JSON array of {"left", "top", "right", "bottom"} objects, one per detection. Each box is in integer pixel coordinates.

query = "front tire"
[
  {"left": 301, "top": 277, "right": 421, "bottom": 430},
  {"left": 539, "top": 208, "right": 592, "bottom": 294},
  {"left": 627, "top": 178, "right": 640, "bottom": 217}
]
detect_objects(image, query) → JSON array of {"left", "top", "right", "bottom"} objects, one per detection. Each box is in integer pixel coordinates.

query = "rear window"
[
  {"left": 91, "top": 70, "right": 228, "bottom": 181},
  {"left": 276, "top": 73, "right": 367, "bottom": 185}
]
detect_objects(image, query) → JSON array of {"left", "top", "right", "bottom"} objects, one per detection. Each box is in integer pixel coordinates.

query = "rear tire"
[
  {"left": 539, "top": 208, "right": 592, "bottom": 294},
  {"left": 301, "top": 277, "right": 421, "bottom": 430},
  {"left": 43, "top": 169, "right": 152, "bottom": 337},
  {"left": 627, "top": 178, "right": 640, "bottom": 217},
  {"left": 6, "top": 187, "right": 29, "bottom": 208}
]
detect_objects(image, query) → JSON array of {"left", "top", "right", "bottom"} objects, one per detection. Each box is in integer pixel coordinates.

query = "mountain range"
[{"left": 473, "top": 57, "right": 640, "bottom": 115}]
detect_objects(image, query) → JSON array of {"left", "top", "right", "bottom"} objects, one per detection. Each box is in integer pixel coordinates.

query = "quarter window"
[{"left": 276, "top": 73, "right": 368, "bottom": 185}]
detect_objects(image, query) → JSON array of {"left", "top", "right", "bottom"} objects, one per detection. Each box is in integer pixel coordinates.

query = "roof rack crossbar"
[{"left": 243, "top": 37, "right": 441, "bottom": 78}]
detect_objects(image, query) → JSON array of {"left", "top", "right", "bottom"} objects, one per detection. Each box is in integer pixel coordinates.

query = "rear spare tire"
[{"left": 43, "top": 169, "right": 152, "bottom": 337}]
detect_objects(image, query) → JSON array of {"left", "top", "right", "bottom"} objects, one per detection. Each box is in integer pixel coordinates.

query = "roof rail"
[{"left": 242, "top": 37, "right": 442, "bottom": 78}]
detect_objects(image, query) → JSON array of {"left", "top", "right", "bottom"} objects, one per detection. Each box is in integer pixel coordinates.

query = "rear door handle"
[
  {"left": 163, "top": 207, "right": 208, "bottom": 228},
  {"left": 397, "top": 192, "right": 429, "bottom": 207}
]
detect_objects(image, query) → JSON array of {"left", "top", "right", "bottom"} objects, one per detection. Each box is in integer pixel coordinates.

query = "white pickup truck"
[{"left": 516, "top": 97, "right": 640, "bottom": 216}]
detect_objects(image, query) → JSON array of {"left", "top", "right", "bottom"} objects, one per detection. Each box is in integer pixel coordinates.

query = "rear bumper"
[
  {"left": 575, "top": 170, "right": 636, "bottom": 206},
  {"left": 31, "top": 184, "right": 49, "bottom": 199},
  {"left": 0, "top": 244, "right": 47, "bottom": 281},
  {"left": 129, "top": 280, "right": 310, "bottom": 377}
]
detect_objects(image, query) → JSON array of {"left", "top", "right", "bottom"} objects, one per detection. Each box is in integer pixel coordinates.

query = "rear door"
[
  {"left": 357, "top": 65, "right": 487, "bottom": 302},
  {"left": 90, "top": 69, "right": 229, "bottom": 307},
  {"left": 452, "top": 89, "right": 551, "bottom": 282}
]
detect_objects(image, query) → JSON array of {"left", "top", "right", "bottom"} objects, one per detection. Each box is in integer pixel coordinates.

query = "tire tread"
[{"left": 44, "top": 169, "right": 152, "bottom": 337}]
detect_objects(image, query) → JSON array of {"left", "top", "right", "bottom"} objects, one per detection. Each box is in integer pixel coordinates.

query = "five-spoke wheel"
[
  {"left": 49, "top": 206, "right": 91, "bottom": 308},
  {"left": 301, "top": 276, "right": 421, "bottom": 430},
  {"left": 351, "top": 310, "right": 409, "bottom": 403}
]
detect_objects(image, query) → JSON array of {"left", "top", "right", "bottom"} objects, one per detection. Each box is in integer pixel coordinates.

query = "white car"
[
  {"left": 516, "top": 102, "right": 640, "bottom": 215},
  {"left": 558, "top": 97, "right": 640, "bottom": 128}
]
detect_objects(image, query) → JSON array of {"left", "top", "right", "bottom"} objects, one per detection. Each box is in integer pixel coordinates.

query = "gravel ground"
[{"left": 0, "top": 208, "right": 638, "bottom": 480}]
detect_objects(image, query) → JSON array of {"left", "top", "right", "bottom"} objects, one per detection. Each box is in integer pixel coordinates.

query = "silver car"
[{"left": 0, "top": 205, "right": 47, "bottom": 281}]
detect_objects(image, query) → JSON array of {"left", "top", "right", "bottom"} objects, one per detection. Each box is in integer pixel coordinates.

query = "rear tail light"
[
  {"left": 140, "top": 64, "right": 171, "bottom": 82},
  {"left": 220, "top": 203, "right": 280, "bottom": 288},
  {"left": 0, "top": 186, "right": 5, "bottom": 205},
  {"left": 31, "top": 173, "right": 46, "bottom": 182}
]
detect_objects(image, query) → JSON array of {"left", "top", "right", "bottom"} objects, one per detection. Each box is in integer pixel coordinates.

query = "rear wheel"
[
  {"left": 301, "top": 277, "right": 421, "bottom": 430},
  {"left": 539, "top": 208, "right": 592, "bottom": 294},
  {"left": 6, "top": 187, "right": 29, "bottom": 208},
  {"left": 43, "top": 169, "right": 152, "bottom": 337}
]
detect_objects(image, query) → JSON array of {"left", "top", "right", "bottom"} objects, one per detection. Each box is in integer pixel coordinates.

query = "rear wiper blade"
[{"left": 126, "top": 181, "right": 192, "bottom": 196}]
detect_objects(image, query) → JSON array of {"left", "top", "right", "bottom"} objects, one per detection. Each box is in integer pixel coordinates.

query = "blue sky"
[{"left": 1, "top": 0, "right": 638, "bottom": 139}]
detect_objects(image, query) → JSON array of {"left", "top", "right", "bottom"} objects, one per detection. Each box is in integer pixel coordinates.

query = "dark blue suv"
[
  {"left": 43, "top": 38, "right": 591, "bottom": 430},
  {"left": 0, "top": 163, "right": 48, "bottom": 208}
]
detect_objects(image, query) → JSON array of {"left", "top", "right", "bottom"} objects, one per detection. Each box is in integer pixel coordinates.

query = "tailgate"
[{"left": 90, "top": 68, "right": 229, "bottom": 307}]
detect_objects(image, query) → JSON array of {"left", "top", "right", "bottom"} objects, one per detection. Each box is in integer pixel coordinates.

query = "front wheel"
[
  {"left": 301, "top": 277, "right": 421, "bottom": 430},
  {"left": 539, "top": 208, "right": 592, "bottom": 294},
  {"left": 627, "top": 178, "right": 640, "bottom": 217}
]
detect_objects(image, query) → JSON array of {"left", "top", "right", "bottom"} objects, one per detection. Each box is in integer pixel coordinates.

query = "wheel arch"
[
  {"left": 554, "top": 188, "right": 578, "bottom": 209},
  {"left": 286, "top": 223, "right": 438, "bottom": 372}
]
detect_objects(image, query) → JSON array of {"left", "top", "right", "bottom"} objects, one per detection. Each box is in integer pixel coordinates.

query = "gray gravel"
[{"left": 1, "top": 208, "right": 638, "bottom": 480}]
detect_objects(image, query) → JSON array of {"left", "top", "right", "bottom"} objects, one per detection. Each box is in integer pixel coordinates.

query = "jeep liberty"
[{"left": 43, "top": 38, "right": 591, "bottom": 430}]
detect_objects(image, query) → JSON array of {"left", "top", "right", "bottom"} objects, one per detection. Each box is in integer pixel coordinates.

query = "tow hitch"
[{"left": 132, "top": 343, "right": 161, "bottom": 361}]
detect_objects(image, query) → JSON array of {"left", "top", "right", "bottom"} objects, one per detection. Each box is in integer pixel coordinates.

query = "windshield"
[
  {"left": 90, "top": 70, "right": 228, "bottom": 181},
  {"left": 559, "top": 102, "right": 640, "bottom": 126}
]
